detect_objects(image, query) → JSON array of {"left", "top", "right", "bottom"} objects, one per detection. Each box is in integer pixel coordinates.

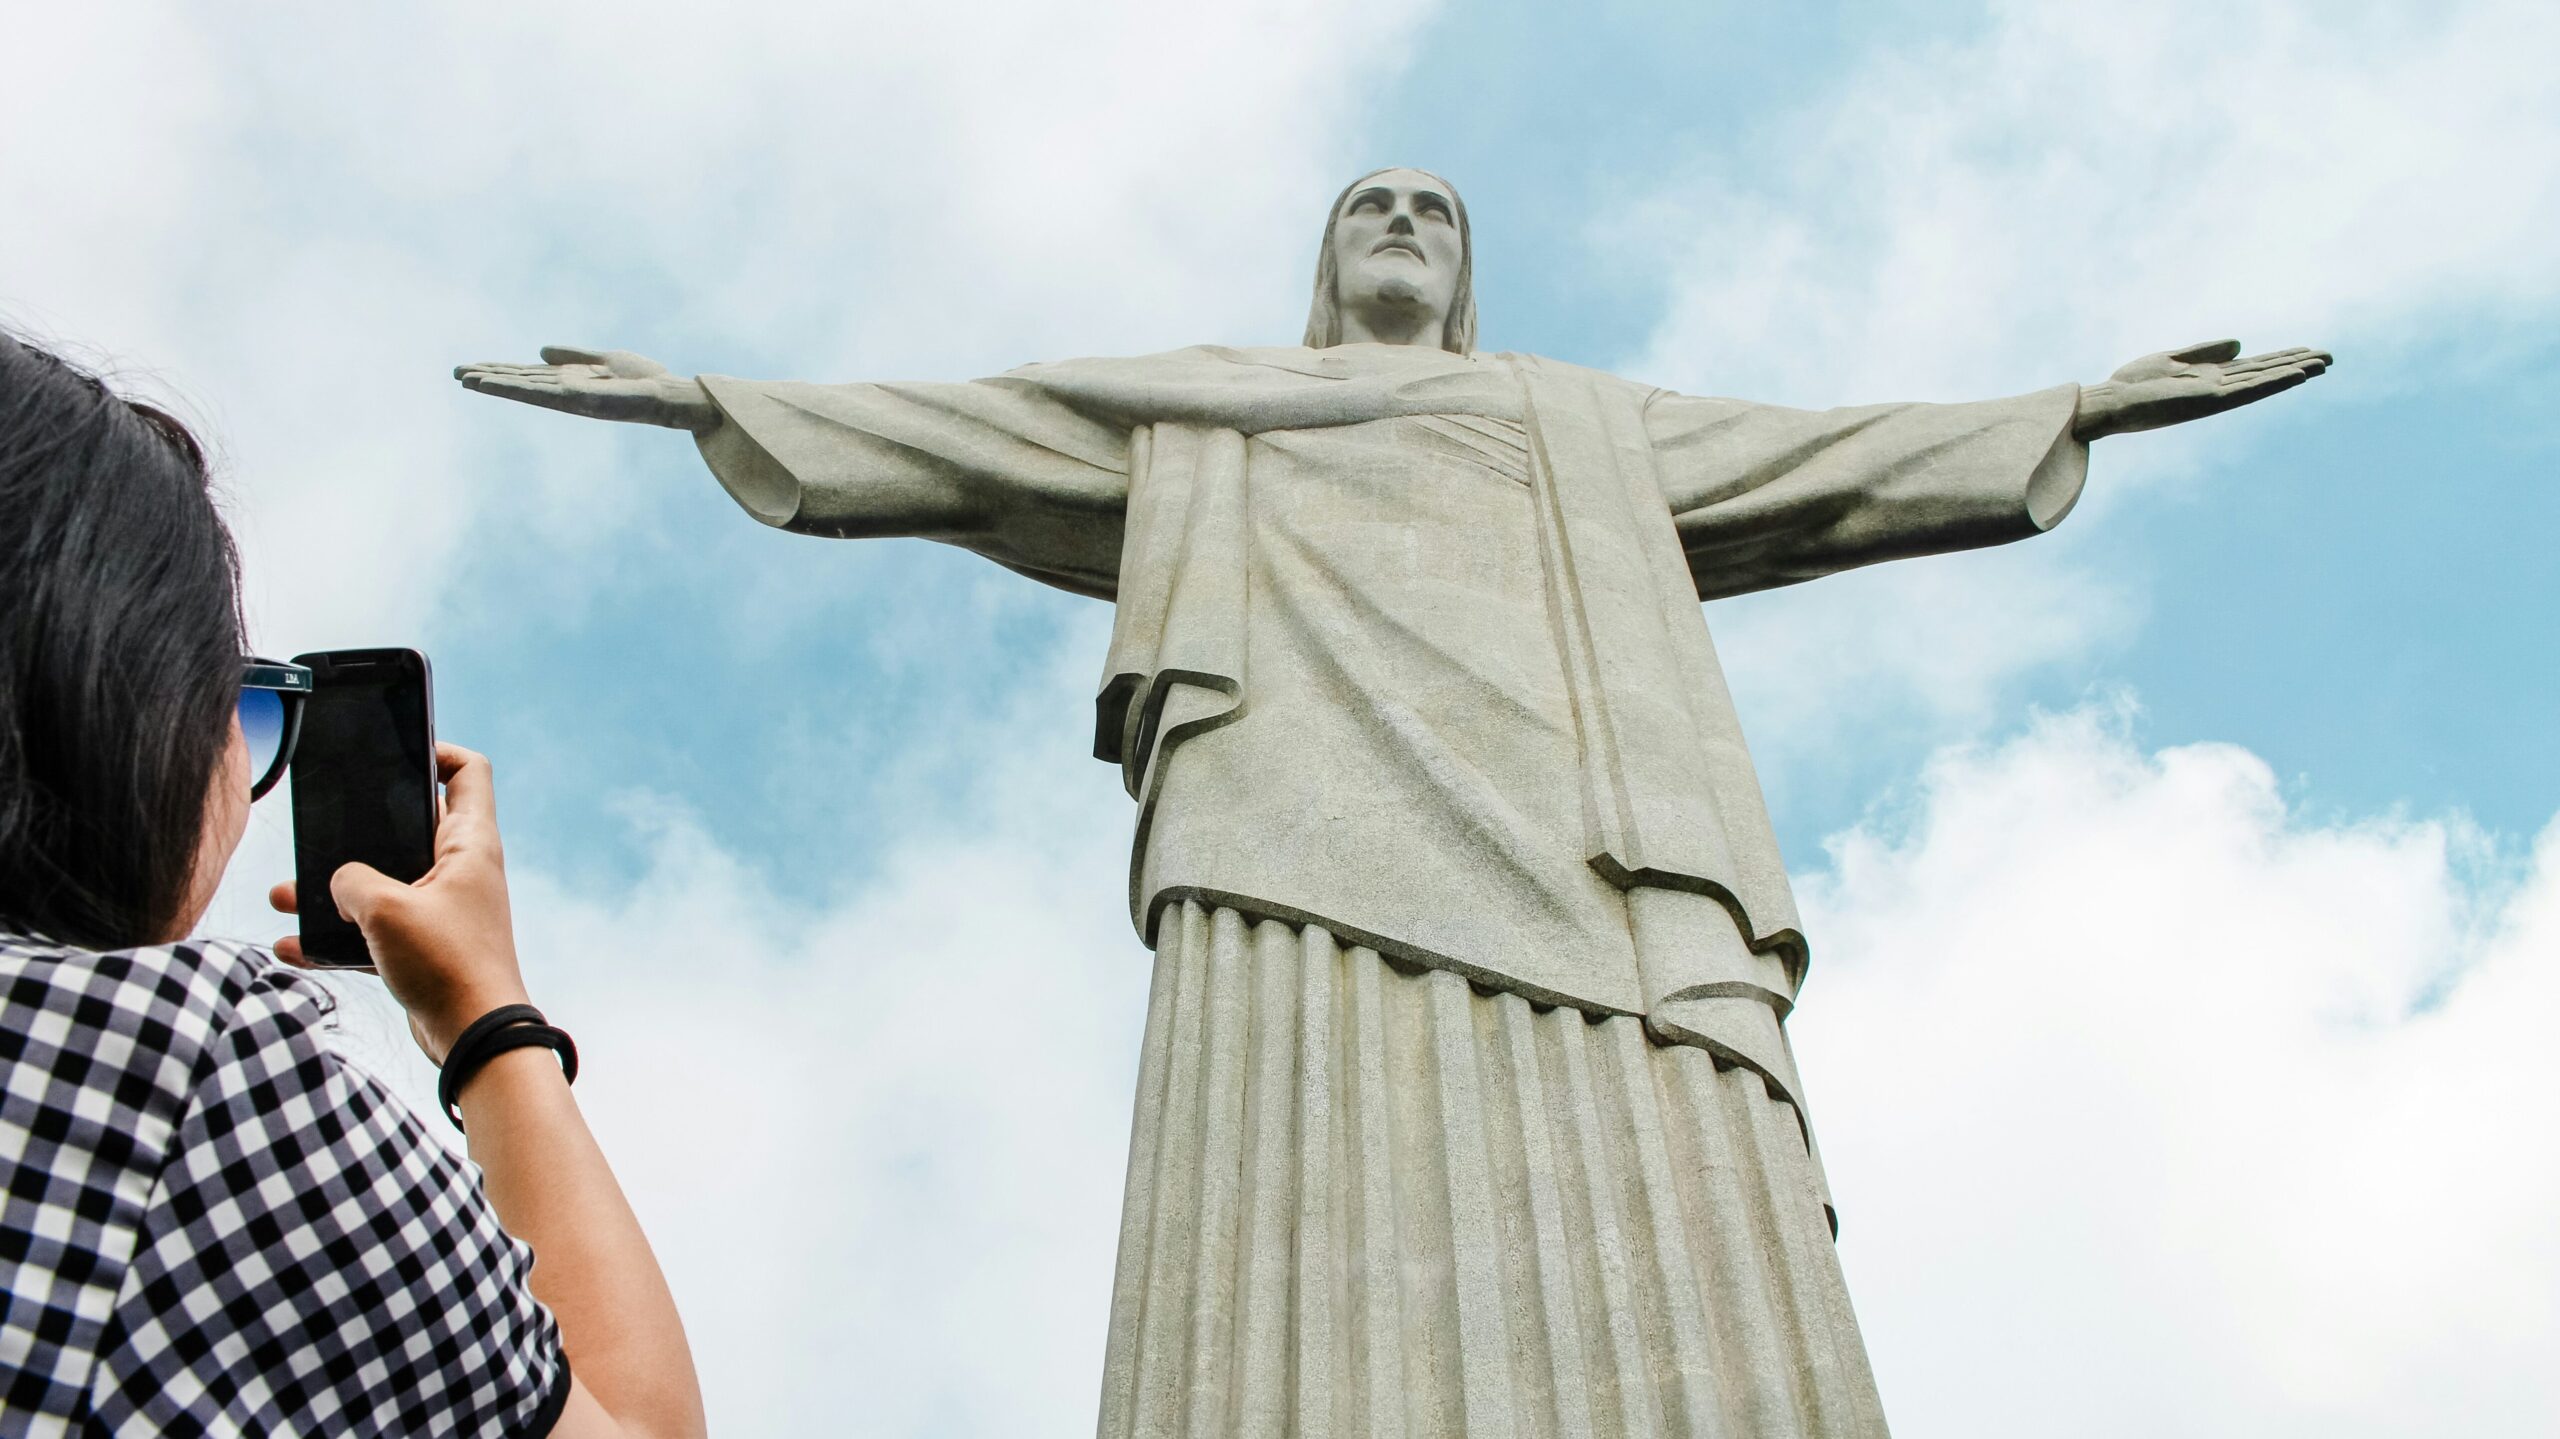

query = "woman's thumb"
[{"left": 329, "top": 862, "right": 406, "bottom": 927}]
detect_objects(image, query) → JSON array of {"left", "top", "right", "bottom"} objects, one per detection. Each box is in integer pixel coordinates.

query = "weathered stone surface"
[{"left": 1105, "top": 902, "right": 1883, "bottom": 1439}]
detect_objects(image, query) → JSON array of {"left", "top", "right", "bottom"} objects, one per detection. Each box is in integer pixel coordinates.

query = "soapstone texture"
[
  {"left": 1108, "top": 901, "right": 1881, "bottom": 1438},
  {"left": 686, "top": 344, "right": 2086, "bottom": 1117},
  {"left": 456, "top": 167, "right": 2329, "bottom": 1437}
]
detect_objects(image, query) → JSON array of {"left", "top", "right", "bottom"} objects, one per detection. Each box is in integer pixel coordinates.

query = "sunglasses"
[{"left": 239, "top": 657, "right": 312, "bottom": 801}]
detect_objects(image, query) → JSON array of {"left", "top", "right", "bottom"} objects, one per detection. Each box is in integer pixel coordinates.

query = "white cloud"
[
  {"left": 1629, "top": 0, "right": 2560, "bottom": 407},
  {"left": 1792, "top": 703, "right": 2560, "bottom": 1436},
  {"left": 1626, "top": 0, "right": 2560, "bottom": 760}
]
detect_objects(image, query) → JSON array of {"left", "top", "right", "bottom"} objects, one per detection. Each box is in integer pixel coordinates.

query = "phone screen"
[{"left": 288, "top": 649, "right": 436, "bottom": 967}]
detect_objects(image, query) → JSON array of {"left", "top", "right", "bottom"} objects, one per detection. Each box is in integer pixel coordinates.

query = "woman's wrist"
[
  {"left": 455, "top": 1043, "right": 576, "bottom": 1108},
  {"left": 420, "top": 985, "right": 537, "bottom": 1063},
  {"left": 437, "top": 1004, "right": 577, "bottom": 1129}
]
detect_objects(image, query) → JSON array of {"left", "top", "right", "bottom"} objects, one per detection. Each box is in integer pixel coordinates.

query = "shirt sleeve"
[
  {"left": 694, "top": 371, "right": 1133, "bottom": 599},
  {"left": 1643, "top": 384, "right": 2089, "bottom": 600},
  {"left": 84, "top": 968, "right": 570, "bottom": 1437}
]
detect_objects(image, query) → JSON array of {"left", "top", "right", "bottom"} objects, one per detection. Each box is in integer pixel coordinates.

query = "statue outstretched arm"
[
  {"left": 1647, "top": 337, "right": 2329, "bottom": 600},
  {"left": 457, "top": 347, "right": 1132, "bottom": 600}
]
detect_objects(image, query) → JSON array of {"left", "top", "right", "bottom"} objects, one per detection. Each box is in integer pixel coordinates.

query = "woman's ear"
[{"left": 169, "top": 714, "right": 253, "bottom": 942}]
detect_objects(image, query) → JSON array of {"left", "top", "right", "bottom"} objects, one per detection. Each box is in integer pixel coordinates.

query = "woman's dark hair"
[{"left": 0, "top": 332, "right": 242, "bottom": 949}]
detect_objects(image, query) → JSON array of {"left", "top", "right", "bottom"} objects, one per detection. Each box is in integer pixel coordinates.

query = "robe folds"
[{"left": 693, "top": 343, "right": 2087, "bottom": 1129}]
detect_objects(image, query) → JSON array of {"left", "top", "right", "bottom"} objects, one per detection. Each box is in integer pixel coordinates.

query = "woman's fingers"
[
  {"left": 436, "top": 743, "right": 498, "bottom": 823},
  {"left": 329, "top": 861, "right": 407, "bottom": 930},
  {"left": 271, "top": 882, "right": 313, "bottom": 966}
]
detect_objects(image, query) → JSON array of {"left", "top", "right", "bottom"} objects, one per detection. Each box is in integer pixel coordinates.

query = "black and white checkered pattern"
[{"left": 0, "top": 932, "right": 568, "bottom": 1436}]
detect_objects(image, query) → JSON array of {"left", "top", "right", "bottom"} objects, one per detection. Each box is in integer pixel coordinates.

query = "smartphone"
[{"left": 287, "top": 648, "right": 438, "bottom": 967}]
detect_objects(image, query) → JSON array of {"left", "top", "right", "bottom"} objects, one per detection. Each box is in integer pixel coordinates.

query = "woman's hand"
[{"left": 271, "top": 743, "right": 532, "bottom": 1064}]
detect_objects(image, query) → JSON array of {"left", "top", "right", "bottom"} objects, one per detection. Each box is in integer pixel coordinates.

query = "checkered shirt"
[{"left": 0, "top": 931, "right": 569, "bottom": 1436}]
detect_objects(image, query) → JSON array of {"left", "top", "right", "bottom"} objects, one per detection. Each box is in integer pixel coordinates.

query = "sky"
[{"left": 5, "top": 0, "right": 2556, "bottom": 1433}]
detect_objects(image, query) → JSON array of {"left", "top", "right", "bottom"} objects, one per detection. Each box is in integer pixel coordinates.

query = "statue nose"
[{"left": 1388, "top": 212, "right": 1415, "bottom": 235}]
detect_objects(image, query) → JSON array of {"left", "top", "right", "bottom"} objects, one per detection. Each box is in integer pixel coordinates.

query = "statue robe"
[
  {"left": 693, "top": 343, "right": 2087, "bottom": 1434},
  {"left": 691, "top": 341, "right": 2086, "bottom": 1125}
]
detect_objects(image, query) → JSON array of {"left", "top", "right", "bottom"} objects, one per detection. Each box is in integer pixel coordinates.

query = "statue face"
[{"left": 1328, "top": 168, "right": 1464, "bottom": 339}]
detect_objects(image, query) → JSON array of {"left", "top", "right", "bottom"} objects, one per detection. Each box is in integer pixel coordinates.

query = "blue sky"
[{"left": 8, "top": 1, "right": 2557, "bottom": 1433}]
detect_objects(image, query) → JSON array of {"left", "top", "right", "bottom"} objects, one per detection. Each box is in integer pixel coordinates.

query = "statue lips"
[{"left": 1370, "top": 235, "right": 1426, "bottom": 262}]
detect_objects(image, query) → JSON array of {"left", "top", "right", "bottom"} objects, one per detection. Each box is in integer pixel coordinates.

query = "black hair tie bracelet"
[{"left": 438, "top": 1003, "right": 579, "bottom": 1132}]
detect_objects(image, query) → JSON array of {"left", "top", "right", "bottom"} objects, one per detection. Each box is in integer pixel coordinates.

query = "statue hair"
[{"left": 1303, "top": 167, "right": 1477, "bottom": 355}]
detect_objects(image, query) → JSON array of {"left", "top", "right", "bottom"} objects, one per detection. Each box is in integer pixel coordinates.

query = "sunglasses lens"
[{"left": 239, "top": 685, "right": 285, "bottom": 786}]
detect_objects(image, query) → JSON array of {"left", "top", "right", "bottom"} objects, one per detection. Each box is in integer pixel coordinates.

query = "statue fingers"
[
  {"left": 2254, "top": 368, "right": 2315, "bottom": 397},
  {"left": 456, "top": 361, "right": 538, "bottom": 378},
  {"left": 457, "top": 371, "right": 562, "bottom": 393},
  {"left": 539, "top": 345, "right": 609, "bottom": 366},
  {"left": 458, "top": 372, "right": 584, "bottom": 411},
  {"left": 2219, "top": 347, "right": 2311, "bottom": 371},
  {"left": 2212, "top": 366, "right": 2314, "bottom": 405},
  {"left": 2213, "top": 363, "right": 2290, "bottom": 388},
  {"left": 2224, "top": 356, "right": 2330, "bottom": 387},
  {"left": 2222, "top": 347, "right": 2328, "bottom": 376}
]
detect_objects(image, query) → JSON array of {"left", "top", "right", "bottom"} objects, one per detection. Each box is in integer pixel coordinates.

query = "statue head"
[{"left": 1303, "top": 167, "right": 1476, "bottom": 354}]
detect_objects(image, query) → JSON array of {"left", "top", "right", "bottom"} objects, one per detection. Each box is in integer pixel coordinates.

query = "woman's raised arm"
[{"left": 277, "top": 743, "right": 707, "bottom": 1439}]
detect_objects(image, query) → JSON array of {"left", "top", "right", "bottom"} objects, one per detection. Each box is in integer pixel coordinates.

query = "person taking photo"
[{"left": 0, "top": 330, "right": 707, "bottom": 1438}]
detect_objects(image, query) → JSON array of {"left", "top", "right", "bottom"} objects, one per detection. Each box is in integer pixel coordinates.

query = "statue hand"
[
  {"left": 453, "top": 346, "right": 722, "bottom": 433},
  {"left": 2073, "top": 338, "right": 2332, "bottom": 441}
]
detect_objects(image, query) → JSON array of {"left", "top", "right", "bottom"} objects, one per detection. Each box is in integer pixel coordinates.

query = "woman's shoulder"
[{"left": 0, "top": 930, "right": 323, "bottom": 1093}]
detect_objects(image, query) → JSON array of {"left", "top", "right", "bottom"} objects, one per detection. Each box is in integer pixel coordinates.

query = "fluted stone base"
[{"left": 1098, "top": 901, "right": 1887, "bottom": 1439}]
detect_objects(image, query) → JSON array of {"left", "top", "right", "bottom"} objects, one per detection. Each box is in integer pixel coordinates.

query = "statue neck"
[{"left": 1336, "top": 305, "right": 1447, "bottom": 349}]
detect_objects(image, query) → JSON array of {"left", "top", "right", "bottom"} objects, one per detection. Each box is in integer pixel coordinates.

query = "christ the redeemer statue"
[{"left": 460, "top": 168, "right": 2327, "bottom": 1438}]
